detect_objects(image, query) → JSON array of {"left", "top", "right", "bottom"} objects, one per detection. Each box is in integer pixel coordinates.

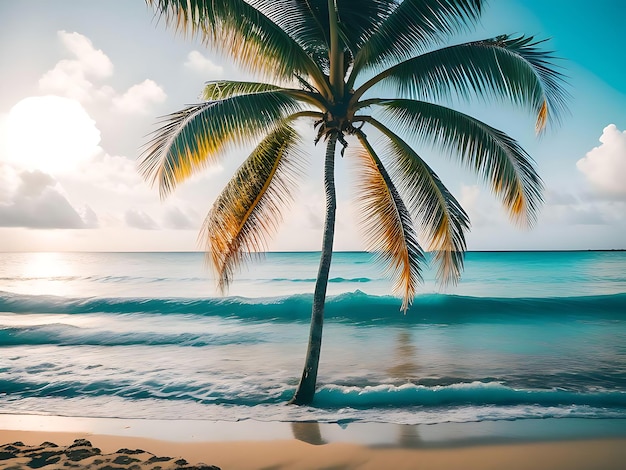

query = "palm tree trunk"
[
  {"left": 327, "top": 0, "right": 344, "bottom": 97},
  {"left": 289, "top": 134, "right": 337, "bottom": 405}
]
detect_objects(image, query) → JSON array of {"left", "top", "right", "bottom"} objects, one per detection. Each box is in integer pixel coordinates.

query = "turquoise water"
[{"left": 1, "top": 251, "right": 625, "bottom": 424}]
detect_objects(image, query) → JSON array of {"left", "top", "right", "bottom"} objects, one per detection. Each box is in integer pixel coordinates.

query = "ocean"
[{"left": 1, "top": 251, "right": 625, "bottom": 425}]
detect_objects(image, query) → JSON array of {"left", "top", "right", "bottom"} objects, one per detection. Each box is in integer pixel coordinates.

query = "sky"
[{"left": 0, "top": 0, "right": 624, "bottom": 252}]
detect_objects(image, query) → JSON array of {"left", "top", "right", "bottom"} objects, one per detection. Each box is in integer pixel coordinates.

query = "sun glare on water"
[
  {"left": 11, "top": 252, "right": 79, "bottom": 297},
  {"left": 5, "top": 95, "right": 101, "bottom": 174}
]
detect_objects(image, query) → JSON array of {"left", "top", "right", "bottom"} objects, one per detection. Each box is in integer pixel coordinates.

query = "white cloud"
[
  {"left": 540, "top": 188, "right": 626, "bottom": 227},
  {"left": 542, "top": 202, "right": 608, "bottom": 226},
  {"left": 0, "top": 161, "right": 20, "bottom": 203},
  {"left": 459, "top": 184, "right": 480, "bottom": 211},
  {"left": 0, "top": 170, "right": 92, "bottom": 229},
  {"left": 545, "top": 189, "right": 577, "bottom": 205},
  {"left": 184, "top": 50, "right": 224, "bottom": 77},
  {"left": 58, "top": 30, "right": 113, "bottom": 78},
  {"left": 39, "top": 31, "right": 114, "bottom": 102},
  {"left": 577, "top": 124, "right": 626, "bottom": 197},
  {"left": 458, "top": 184, "right": 490, "bottom": 226},
  {"left": 113, "top": 79, "right": 167, "bottom": 114},
  {"left": 39, "top": 60, "right": 96, "bottom": 102},
  {"left": 125, "top": 209, "right": 159, "bottom": 230},
  {"left": 73, "top": 152, "right": 145, "bottom": 194},
  {"left": 80, "top": 205, "right": 99, "bottom": 228},
  {"left": 39, "top": 31, "right": 165, "bottom": 114},
  {"left": 163, "top": 206, "right": 196, "bottom": 230}
]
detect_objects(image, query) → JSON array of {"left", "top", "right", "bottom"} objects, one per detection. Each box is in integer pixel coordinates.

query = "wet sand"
[
  {"left": 1, "top": 431, "right": 626, "bottom": 469},
  {"left": 2, "top": 420, "right": 626, "bottom": 469}
]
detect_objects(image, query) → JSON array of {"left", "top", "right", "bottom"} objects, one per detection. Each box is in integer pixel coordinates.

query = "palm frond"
[
  {"left": 360, "top": 118, "right": 469, "bottom": 285},
  {"left": 258, "top": 0, "right": 397, "bottom": 70},
  {"left": 200, "top": 124, "right": 305, "bottom": 291},
  {"left": 146, "top": 0, "right": 329, "bottom": 93},
  {"left": 139, "top": 91, "right": 302, "bottom": 197},
  {"left": 254, "top": 0, "right": 329, "bottom": 66},
  {"left": 352, "top": 132, "right": 424, "bottom": 312},
  {"left": 202, "top": 81, "right": 280, "bottom": 100},
  {"left": 202, "top": 80, "right": 326, "bottom": 108},
  {"left": 371, "top": 99, "right": 544, "bottom": 225},
  {"left": 349, "top": 0, "right": 483, "bottom": 86},
  {"left": 335, "top": 0, "right": 398, "bottom": 51},
  {"left": 353, "top": 35, "right": 569, "bottom": 132}
]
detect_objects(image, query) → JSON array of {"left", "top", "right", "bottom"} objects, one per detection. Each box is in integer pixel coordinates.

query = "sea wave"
[
  {"left": 269, "top": 277, "right": 372, "bottom": 283},
  {"left": 2, "top": 377, "right": 625, "bottom": 411},
  {"left": 0, "top": 324, "right": 261, "bottom": 347},
  {"left": 1, "top": 291, "right": 625, "bottom": 323},
  {"left": 313, "top": 382, "right": 626, "bottom": 408}
]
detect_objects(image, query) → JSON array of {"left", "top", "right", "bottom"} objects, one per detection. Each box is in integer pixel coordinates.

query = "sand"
[
  {"left": 1, "top": 429, "right": 626, "bottom": 470},
  {"left": 0, "top": 437, "right": 217, "bottom": 469}
]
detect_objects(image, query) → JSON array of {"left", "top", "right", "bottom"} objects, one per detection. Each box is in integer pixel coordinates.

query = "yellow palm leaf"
[
  {"left": 352, "top": 133, "right": 424, "bottom": 312},
  {"left": 200, "top": 124, "right": 305, "bottom": 291},
  {"left": 139, "top": 91, "right": 301, "bottom": 198}
]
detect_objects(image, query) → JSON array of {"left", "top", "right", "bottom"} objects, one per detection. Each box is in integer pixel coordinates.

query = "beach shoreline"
[
  {"left": 2, "top": 431, "right": 625, "bottom": 470},
  {"left": 2, "top": 415, "right": 626, "bottom": 469}
]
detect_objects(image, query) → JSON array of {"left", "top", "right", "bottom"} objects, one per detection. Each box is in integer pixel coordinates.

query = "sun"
[{"left": 4, "top": 95, "right": 101, "bottom": 174}]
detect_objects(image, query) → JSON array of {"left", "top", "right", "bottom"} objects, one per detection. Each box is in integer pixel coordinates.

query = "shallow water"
[{"left": 1, "top": 251, "right": 625, "bottom": 424}]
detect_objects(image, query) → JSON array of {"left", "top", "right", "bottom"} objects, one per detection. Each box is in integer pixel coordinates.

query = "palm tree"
[{"left": 140, "top": 0, "right": 568, "bottom": 405}]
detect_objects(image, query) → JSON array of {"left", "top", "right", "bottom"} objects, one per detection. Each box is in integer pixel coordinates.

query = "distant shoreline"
[{"left": 1, "top": 249, "right": 625, "bottom": 254}]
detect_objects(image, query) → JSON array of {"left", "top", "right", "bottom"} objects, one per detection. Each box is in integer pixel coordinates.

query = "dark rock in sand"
[
  {"left": 148, "top": 455, "right": 173, "bottom": 463},
  {"left": 0, "top": 439, "right": 222, "bottom": 469},
  {"left": 116, "top": 448, "right": 146, "bottom": 455},
  {"left": 27, "top": 451, "right": 62, "bottom": 468},
  {"left": 0, "top": 450, "right": 18, "bottom": 460},
  {"left": 67, "top": 439, "right": 92, "bottom": 449},
  {"left": 64, "top": 440, "right": 101, "bottom": 461},
  {"left": 112, "top": 454, "right": 141, "bottom": 465}
]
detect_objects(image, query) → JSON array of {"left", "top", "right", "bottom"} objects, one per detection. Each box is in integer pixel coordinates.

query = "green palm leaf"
[
  {"left": 146, "top": 0, "right": 329, "bottom": 92},
  {"left": 139, "top": 91, "right": 302, "bottom": 197},
  {"left": 335, "top": 0, "right": 398, "bottom": 51},
  {"left": 370, "top": 99, "right": 544, "bottom": 225},
  {"left": 352, "top": 132, "right": 424, "bottom": 312},
  {"left": 353, "top": 35, "right": 569, "bottom": 132},
  {"left": 349, "top": 0, "right": 482, "bottom": 85},
  {"left": 360, "top": 118, "right": 469, "bottom": 284},
  {"left": 201, "top": 124, "right": 305, "bottom": 291},
  {"left": 202, "top": 81, "right": 280, "bottom": 100},
  {"left": 202, "top": 80, "right": 326, "bottom": 108},
  {"left": 143, "top": 0, "right": 570, "bottom": 405},
  {"left": 254, "top": 0, "right": 329, "bottom": 68},
  {"left": 261, "top": 0, "right": 397, "bottom": 71}
]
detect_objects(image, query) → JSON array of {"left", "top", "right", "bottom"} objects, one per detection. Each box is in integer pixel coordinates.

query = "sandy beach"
[
  {"left": 2, "top": 416, "right": 626, "bottom": 469},
  {"left": 2, "top": 430, "right": 626, "bottom": 469}
]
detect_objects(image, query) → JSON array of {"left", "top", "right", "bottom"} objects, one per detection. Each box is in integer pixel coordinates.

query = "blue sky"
[{"left": 0, "top": 0, "right": 624, "bottom": 252}]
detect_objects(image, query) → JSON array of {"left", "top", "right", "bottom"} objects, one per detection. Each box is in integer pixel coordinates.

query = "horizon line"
[{"left": 1, "top": 249, "right": 625, "bottom": 254}]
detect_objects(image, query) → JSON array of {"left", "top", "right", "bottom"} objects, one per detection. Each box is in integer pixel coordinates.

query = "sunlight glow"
[
  {"left": 19, "top": 252, "right": 71, "bottom": 279},
  {"left": 11, "top": 252, "right": 78, "bottom": 297},
  {"left": 5, "top": 96, "right": 101, "bottom": 174}
]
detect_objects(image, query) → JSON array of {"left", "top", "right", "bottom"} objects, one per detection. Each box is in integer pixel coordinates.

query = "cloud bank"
[
  {"left": 39, "top": 31, "right": 166, "bottom": 114},
  {"left": 577, "top": 124, "right": 626, "bottom": 198},
  {"left": 125, "top": 209, "right": 158, "bottom": 230},
  {"left": 0, "top": 170, "right": 92, "bottom": 229},
  {"left": 184, "top": 50, "right": 224, "bottom": 77},
  {"left": 113, "top": 79, "right": 166, "bottom": 114}
]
